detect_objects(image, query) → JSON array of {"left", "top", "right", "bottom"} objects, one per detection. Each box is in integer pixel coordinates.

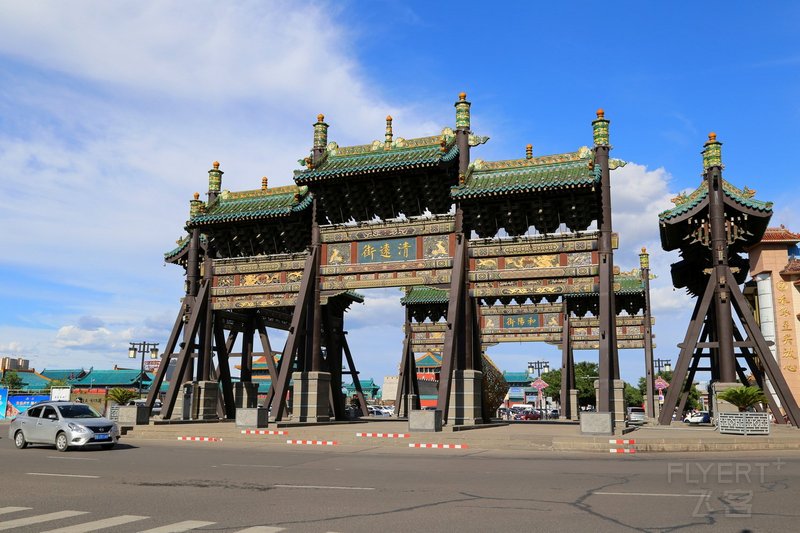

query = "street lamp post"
[
  {"left": 527, "top": 360, "right": 550, "bottom": 411},
  {"left": 128, "top": 342, "right": 159, "bottom": 399},
  {"left": 654, "top": 358, "right": 672, "bottom": 374}
]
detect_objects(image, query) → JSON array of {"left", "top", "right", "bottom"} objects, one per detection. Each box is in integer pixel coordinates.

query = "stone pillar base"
[
  {"left": 292, "top": 371, "right": 331, "bottom": 423},
  {"left": 569, "top": 389, "right": 579, "bottom": 421},
  {"left": 170, "top": 381, "right": 192, "bottom": 420},
  {"left": 594, "top": 379, "right": 626, "bottom": 430},
  {"left": 234, "top": 382, "right": 259, "bottom": 409},
  {"left": 196, "top": 381, "right": 219, "bottom": 420},
  {"left": 447, "top": 370, "right": 483, "bottom": 426},
  {"left": 400, "top": 394, "right": 419, "bottom": 417}
]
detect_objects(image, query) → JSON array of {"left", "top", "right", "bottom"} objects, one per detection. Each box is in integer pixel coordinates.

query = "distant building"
[
  {"left": 1, "top": 357, "right": 30, "bottom": 372},
  {"left": 344, "top": 379, "right": 381, "bottom": 401}
]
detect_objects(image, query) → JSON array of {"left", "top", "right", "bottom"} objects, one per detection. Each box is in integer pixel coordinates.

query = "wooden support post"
[
  {"left": 342, "top": 334, "right": 369, "bottom": 418},
  {"left": 733, "top": 325, "right": 784, "bottom": 423},
  {"left": 560, "top": 305, "right": 574, "bottom": 419},
  {"left": 658, "top": 275, "right": 716, "bottom": 425},
  {"left": 146, "top": 300, "right": 187, "bottom": 409},
  {"left": 212, "top": 322, "right": 236, "bottom": 419},
  {"left": 267, "top": 248, "right": 317, "bottom": 420},
  {"left": 437, "top": 208, "right": 466, "bottom": 420},
  {"left": 162, "top": 281, "right": 209, "bottom": 419},
  {"left": 727, "top": 269, "right": 800, "bottom": 425}
]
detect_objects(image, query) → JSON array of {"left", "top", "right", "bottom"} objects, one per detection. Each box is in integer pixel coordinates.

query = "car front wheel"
[
  {"left": 14, "top": 431, "right": 28, "bottom": 449},
  {"left": 55, "top": 432, "right": 70, "bottom": 452}
]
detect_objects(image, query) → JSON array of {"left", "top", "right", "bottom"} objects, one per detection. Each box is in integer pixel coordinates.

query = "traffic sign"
[
  {"left": 655, "top": 377, "right": 669, "bottom": 390},
  {"left": 530, "top": 378, "right": 548, "bottom": 390}
]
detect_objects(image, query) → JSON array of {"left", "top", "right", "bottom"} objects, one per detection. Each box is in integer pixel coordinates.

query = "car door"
[
  {"left": 19, "top": 405, "right": 44, "bottom": 443},
  {"left": 37, "top": 405, "right": 61, "bottom": 443}
]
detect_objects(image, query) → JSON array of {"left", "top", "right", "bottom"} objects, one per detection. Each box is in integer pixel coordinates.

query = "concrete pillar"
[
  {"left": 569, "top": 389, "right": 579, "bottom": 421},
  {"left": 292, "top": 371, "right": 331, "bottom": 422},
  {"left": 447, "top": 369, "right": 483, "bottom": 426}
]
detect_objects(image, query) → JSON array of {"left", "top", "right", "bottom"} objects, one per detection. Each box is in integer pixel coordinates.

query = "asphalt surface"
[{"left": 1, "top": 429, "right": 799, "bottom": 532}]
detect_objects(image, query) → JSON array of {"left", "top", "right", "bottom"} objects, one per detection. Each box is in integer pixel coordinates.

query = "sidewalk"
[{"left": 116, "top": 419, "right": 800, "bottom": 453}]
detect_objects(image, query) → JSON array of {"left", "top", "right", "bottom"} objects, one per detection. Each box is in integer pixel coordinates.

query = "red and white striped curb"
[
  {"left": 609, "top": 448, "right": 636, "bottom": 454},
  {"left": 408, "top": 443, "right": 468, "bottom": 449},
  {"left": 609, "top": 439, "right": 636, "bottom": 445},
  {"left": 241, "top": 429, "right": 288, "bottom": 436},
  {"left": 286, "top": 439, "right": 337, "bottom": 446},
  {"left": 356, "top": 432, "right": 410, "bottom": 439},
  {"left": 177, "top": 436, "right": 222, "bottom": 442}
]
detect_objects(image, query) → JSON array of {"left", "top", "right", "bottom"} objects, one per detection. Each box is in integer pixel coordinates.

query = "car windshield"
[{"left": 57, "top": 404, "right": 101, "bottom": 419}]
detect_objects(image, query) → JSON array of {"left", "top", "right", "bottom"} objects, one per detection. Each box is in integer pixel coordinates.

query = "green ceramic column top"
[
  {"left": 639, "top": 246, "right": 649, "bottom": 270},
  {"left": 208, "top": 161, "right": 223, "bottom": 194},
  {"left": 592, "top": 109, "right": 610, "bottom": 147},
  {"left": 703, "top": 132, "right": 722, "bottom": 170},
  {"left": 455, "top": 92, "right": 471, "bottom": 130},
  {"left": 385, "top": 115, "right": 393, "bottom": 149},
  {"left": 189, "top": 192, "right": 204, "bottom": 218},
  {"left": 313, "top": 114, "right": 329, "bottom": 151}
]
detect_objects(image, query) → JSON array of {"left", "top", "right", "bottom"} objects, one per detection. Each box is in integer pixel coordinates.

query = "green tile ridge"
[
  {"left": 659, "top": 179, "right": 772, "bottom": 221},
  {"left": 401, "top": 286, "right": 449, "bottom": 305}
]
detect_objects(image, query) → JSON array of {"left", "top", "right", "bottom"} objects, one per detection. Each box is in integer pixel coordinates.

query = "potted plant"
[
  {"left": 107, "top": 388, "right": 145, "bottom": 424},
  {"left": 716, "top": 385, "right": 770, "bottom": 435}
]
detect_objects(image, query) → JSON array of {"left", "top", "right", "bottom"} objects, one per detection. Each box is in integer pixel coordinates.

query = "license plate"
[{"left": 94, "top": 434, "right": 110, "bottom": 440}]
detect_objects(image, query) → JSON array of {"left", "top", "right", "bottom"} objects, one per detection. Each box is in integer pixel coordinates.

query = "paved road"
[{"left": 0, "top": 435, "right": 798, "bottom": 532}]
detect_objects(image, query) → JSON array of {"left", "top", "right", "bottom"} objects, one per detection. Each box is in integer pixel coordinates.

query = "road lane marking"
[
  {"left": 592, "top": 492, "right": 701, "bottom": 497},
  {"left": 0, "top": 511, "right": 88, "bottom": 531},
  {"left": 41, "top": 515, "right": 148, "bottom": 532},
  {"left": 274, "top": 484, "right": 374, "bottom": 491},
  {"left": 46, "top": 456, "right": 99, "bottom": 461},
  {"left": 138, "top": 520, "right": 217, "bottom": 532},
  {"left": 221, "top": 464, "right": 281, "bottom": 468},
  {"left": 27, "top": 473, "right": 100, "bottom": 479},
  {"left": 0, "top": 508, "right": 31, "bottom": 516},
  {"left": 235, "top": 527, "right": 285, "bottom": 532}
]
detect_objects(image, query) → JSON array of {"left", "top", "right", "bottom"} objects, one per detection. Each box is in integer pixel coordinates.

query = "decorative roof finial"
[
  {"left": 208, "top": 161, "right": 223, "bottom": 194},
  {"left": 592, "top": 109, "right": 610, "bottom": 147},
  {"left": 189, "top": 192, "right": 204, "bottom": 218},
  {"left": 262, "top": 176, "right": 268, "bottom": 190},
  {"left": 702, "top": 132, "right": 722, "bottom": 171},
  {"left": 639, "top": 246, "right": 650, "bottom": 269},
  {"left": 526, "top": 144, "right": 533, "bottom": 159},
  {"left": 455, "top": 91, "right": 471, "bottom": 130},
  {"left": 313, "top": 114, "right": 329, "bottom": 153},
  {"left": 385, "top": 115, "right": 393, "bottom": 150}
]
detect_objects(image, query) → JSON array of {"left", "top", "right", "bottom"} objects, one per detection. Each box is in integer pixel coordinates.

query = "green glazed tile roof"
[
  {"left": 164, "top": 234, "right": 208, "bottom": 262},
  {"left": 568, "top": 274, "right": 645, "bottom": 297},
  {"left": 451, "top": 148, "right": 599, "bottom": 199},
  {"left": 40, "top": 369, "right": 87, "bottom": 381},
  {"left": 71, "top": 369, "right": 151, "bottom": 387},
  {"left": 188, "top": 185, "right": 312, "bottom": 227},
  {"left": 296, "top": 135, "right": 458, "bottom": 183},
  {"left": 658, "top": 179, "right": 773, "bottom": 221},
  {"left": 401, "top": 286, "right": 449, "bottom": 305},
  {"left": 415, "top": 352, "right": 442, "bottom": 367},
  {"left": 6, "top": 371, "right": 53, "bottom": 392}
]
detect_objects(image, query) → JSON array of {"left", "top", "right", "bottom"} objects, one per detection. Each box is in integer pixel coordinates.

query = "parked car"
[
  {"left": 626, "top": 407, "right": 647, "bottom": 426},
  {"left": 549, "top": 409, "right": 560, "bottom": 419},
  {"left": 687, "top": 411, "right": 711, "bottom": 424},
  {"left": 9, "top": 401, "right": 120, "bottom": 452},
  {"left": 514, "top": 410, "right": 541, "bottom": 421}
]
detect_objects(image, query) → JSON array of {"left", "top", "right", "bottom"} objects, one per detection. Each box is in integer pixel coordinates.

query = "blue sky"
[{"left": 1, "top": 2, "right": 798, "bottom": 390}]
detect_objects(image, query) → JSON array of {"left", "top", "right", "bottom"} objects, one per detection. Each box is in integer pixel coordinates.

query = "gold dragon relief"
[
  {"left": 215, "top": 275, "right": 235, "bottom": 287},
  {"left": 326, "top": 243, "right": 351, "bottom": 265},
  {"left": 567, "top": 251, "right": 593, "bottom": 267},
  {"left": 503, "top": 254, "right": 560, "bottom": 270},
  {"left": 241, "top": 272, "right": 282, "bottom": 286}
]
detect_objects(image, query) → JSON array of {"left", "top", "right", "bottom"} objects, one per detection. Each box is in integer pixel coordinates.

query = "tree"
[
  {"left": 717, "top": 386, "right": 765, "bottom": 411},
  {"left": 107, "top": 387, "right": 139, "bottom": 406},
  {"left": 624, "top": 382, "right": 643, "bottom": 408},
  {"left": 540, "top": 368, "right": 561, "bottom": 402},
  {"left": 0, "top": 370, "right": 23, "bottom": 390},
  {"left": 575, "top": 361, "right": 599, "bottom": 408}
]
